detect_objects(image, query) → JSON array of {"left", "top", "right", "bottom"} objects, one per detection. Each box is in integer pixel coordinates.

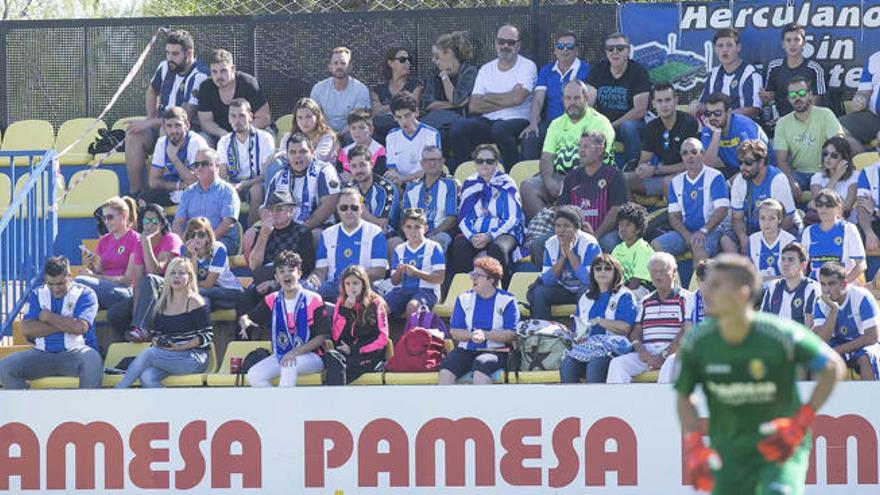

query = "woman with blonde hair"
[
  {"left": 325, "top": 265, "right": 390, "bottom": 385},
  {"left": 180, "top": 217, "right": 242, "bottom": 310},
  {"left": 115, "top": 257, "right": 213, "bottom": 388},
  {"left": 76, "top": 196, "right": 140, "bottom": 310},
  {"left": 422, "top": 31, "right": 478, "bottom": 134}
]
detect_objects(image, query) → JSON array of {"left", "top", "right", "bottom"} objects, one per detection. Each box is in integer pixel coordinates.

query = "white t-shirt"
[
  {"left": 385, "top": 123, "right": 441, "bottom": 177},
  {"left": 216, "top": 128, "right": 276, "bottom": 182},
  {"left": 150, "top": 131, "right": 209, "bottom": 182},
  {"left": 810, "top": 172, "right": 858, "bottom": 202},
  {"left": 471, "top": 56, "right": 537, "bottom": 121}
]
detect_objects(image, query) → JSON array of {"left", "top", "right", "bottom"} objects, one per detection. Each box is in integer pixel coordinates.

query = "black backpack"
[
  {"left": 88, "top": 128, "right": 126, "bottom": 155},
  {"left": 235, "top": 348, "right": 272, "bottom": 386}
]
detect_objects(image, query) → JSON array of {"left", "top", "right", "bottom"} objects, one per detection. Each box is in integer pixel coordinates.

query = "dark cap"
[{"left": 265, "top": 189, "right": 295, "bottom": 207}]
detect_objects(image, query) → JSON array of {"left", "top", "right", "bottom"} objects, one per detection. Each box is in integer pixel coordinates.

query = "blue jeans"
[
  {"left": 791, "top": 171, "right": 813, "bottom": 193},
  {"left": 614, "top": 119, "right": 646, "bottom": 168},
  {"left": 520, "top": 120, "right": 552, "bottom": 161},
  {"left": 526, "top": 281, "right": 583, "bottom": 320},
  {"left": 599, "top": 230, "right": 622, "bottom": 254},
  {"left": 115, "top": 346, "right": 208, "bottom": 388},
  {"left": 384, "top": 287, "right": 438, "bottom": 318},
  {"left": 0, "top": 346, "right": 103, "bottom": 389},
  {"left": 559, "top": 355, "right": 612, "bottom": 383},
  {"left": 652, "top": 228, "right": 724, "bottom": 257},
  {"left": 199, "top": 286, "right": 242, "bottom": 312},
  {"left": 74, "top": 275, "right": 132, "bottom": 309},
  {"left": 449, "top": 116, "right": 529, "bottom": 170}
]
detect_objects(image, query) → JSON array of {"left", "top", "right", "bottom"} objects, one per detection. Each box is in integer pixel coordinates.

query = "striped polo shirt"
[{"left": 637, "top": 287, "right": 695, "bottom": 345}]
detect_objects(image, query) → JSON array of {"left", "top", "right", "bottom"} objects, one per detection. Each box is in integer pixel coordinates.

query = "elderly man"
[
  {"left": 520, "top": 80, "right": 614, "bottom": 220},
  {"left": 520, "top": 30, "right": 591, "bottom": 160},
  {"left": 402, "top": 145, "right": 459, "bottom": 250},
  {"left": 0, "top": 256, "right": 102, "bottom": 389},
  {"left": 651, "top": 138, "right": 729, "bottom": 264},
  {"left": 607, "top": 252, "right": 695, "bottom": 384},
  {"left": 450, "top": 24, "right": 537, "bottom": 169},
  {"left": 171, "top": 147, "right": 241, "bottom": 254},
  {"left": 310, "top": 47, "right": 371, "bottom": 134}
]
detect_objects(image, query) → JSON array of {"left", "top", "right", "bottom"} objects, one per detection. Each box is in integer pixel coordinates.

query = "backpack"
[
  {"left": 509, "top": 319, "right": 573, "bottom": 373},
  {"left": 88, "top": 128, "right": 126, "bottom": 155},
  {"left": 403, "top": 305, "right": 448, "bottom": 337},
  {"left": 385, "top": 327, "right": 446, "bottom": 372},
  {"left": 235, "top": 347, "right": 272, "bottom": 386}
]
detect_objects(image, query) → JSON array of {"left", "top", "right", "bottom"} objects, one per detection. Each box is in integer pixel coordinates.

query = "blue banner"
[{"left": 621, "top": 0, "right": 878, "bottom": 93}]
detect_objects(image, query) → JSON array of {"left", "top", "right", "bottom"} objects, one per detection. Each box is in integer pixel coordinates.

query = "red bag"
[{"left": 385, "top": 327, "right": 446, "bottom": 372}]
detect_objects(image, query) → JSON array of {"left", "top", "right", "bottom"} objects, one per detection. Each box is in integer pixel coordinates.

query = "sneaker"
[{"left": 125, "top": 327, "right": 150, "bottom": 343}]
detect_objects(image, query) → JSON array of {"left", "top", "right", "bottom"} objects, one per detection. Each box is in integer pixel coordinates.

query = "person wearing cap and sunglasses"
[
  {"left": 586, "top": 32, "right": 651, "bottom": 168},
  {"left": 450, "top": 24, "right": 537, "bottom": 170},
  {"left": 307, "top": 188, "right": 388, "bottom": 302},
  {"left": 774, "top": 76, "right": 845, "bottom": 201},
  {"left": 171, "top": 147, "right": 241, "bottom": 254},
  {"left": 520, "top": 30, "right": 591, "bottom": 161}
]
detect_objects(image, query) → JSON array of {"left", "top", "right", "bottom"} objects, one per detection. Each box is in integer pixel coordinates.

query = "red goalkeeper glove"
[
  {"left": 684, "top": 431, "right": 721, "bottom": 492},
  {"left": 757, "top": 404, "right": 815, "bottom": 463}
]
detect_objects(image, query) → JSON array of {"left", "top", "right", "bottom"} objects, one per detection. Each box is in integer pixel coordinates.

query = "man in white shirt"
[
  {"left": 217, "top": 98, "right": 276, "bottom": 225},
  {"left": 310, "top": 47, "right": 370, "bottom": 134},
  {"left": 449, "top": 24, "right": 537, "bottom": 170},
  {"left": 142, "top": 106, "right": 209, "bottom": 207}
]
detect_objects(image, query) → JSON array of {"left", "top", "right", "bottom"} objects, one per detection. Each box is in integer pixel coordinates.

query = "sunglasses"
[
  {"left": 470, "top": 271, "right": 491, "bottom": 279},
  {"left": 605, "top": 44, "right": 629, "bottom": 52},
  {"left": 496, "top": 38, "right": 519, "bottom": 46},
  {"left": 188, "top": 231, "right": 207, "bottom": 239},
  {"left": 814, "top": 199, "right": 838, "bottom": 208},
  {"left": 192, "top": 160, "right": 213, "bottom": 169},
  {"left": 338, "top": 204, "right": 361, "bottom": 212},
  {"left": 822, "top": 150, "right": 841, "bottom": 160},
  {"left": 142, "top": 217, "right": 161, "bottom": 225},
  {"left": 680, "top": 148, "right": 700, "bottom": 156},
  {"left": 394, "top": 56, "right": 411, "bottom": 64},
  {"left": 475, "top": 158, "right": 497, "bottom": 165},
  {"left": 102, "top": 214, "right": 115, "bottom": 222},
  {"left": 556, "top": 41, "right": 576, "bottom": 50},
  {"left": 703, "top": 109, "right": 725, "bottom": 118},
  {"left": 739, "top": 158, "right": 760, "bottom": 166},
  {"left": 404, "top": 207, "right": 425, "bottom": 215},
  {"left": 787, "top": 88, "right": 809, "bottom": 99},
  {"left": 594, "top": 264, "right": 614, "bottom": 272}
]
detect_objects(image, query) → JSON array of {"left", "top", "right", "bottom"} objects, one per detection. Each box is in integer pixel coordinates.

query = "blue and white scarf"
[
  {"left": 459, "top": 170, "right": 526, "bottom": 253},
  {"left": 271, "top": 290, "right": 310, "bottom": 360},
  {"left": 226, "top": 127, "right": 260, "bottom": 182}
]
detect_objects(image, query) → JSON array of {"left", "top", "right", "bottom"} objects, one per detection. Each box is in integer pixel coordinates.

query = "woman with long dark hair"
[{"left": 370, "top": 46, "right": 424, "bottom": 142}]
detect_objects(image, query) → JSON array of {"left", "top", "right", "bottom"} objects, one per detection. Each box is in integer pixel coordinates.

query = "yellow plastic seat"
[
  {"left": 551, "top": 304, "right": 577, "bottom": 317},
  {"left": 509, "top": 159, "right": 539, "bottom": 188},
  {"left": 12, "top": 172, "right": 66, "bottom": 219},
  {"left": 0, "top": 173, "right": 10, "bottom": 216},
  {"left": 854, "top": 152, "right": 879, "bottom": 170},
  {"left": 58, "top": 169, "right": 119, "bottom": 218},
  {"left": 434, "top": 273, "right": 471, "bottom": 318},
  {"left": 208, "top": 341, "right": 271, "bottom": 387},
  {"left": 12, "top": 320, "right": 27, "bottom": 345},
  {"left": 633, "top": 193, "right": 666, "bottom": 208},
  {"left": 0, "top": 345, "right": 32, "bottom": 361},
  {"left": 0, "top": 119, "right": 54, "bottom": 166},
  {"left": 230, "top": 254, "right": 248, "bottom": 269},
  {"left": 275, "top": 114, "right": 293, "bottom": 147},
  {"left": 633, "top": 370, "right": 659, "bottom": 383},
  {"left": 101, "top": 342, "right": 150, "bottom": 387},
  {"left": 507, "top": 370, "right": 560, "bottom": 384},
  {"left": 211, "top": 309, "right": 237, "bottom": 322},
  {"left": 161, "top": 343, "right": 217, "bottom": 387},
  {"left": 453, "top": 160, "right": 505, "bottom": 183},
  {"left": 676, "top": 104, "right": 690, "bottom": 113},
  {"left": 507, "top": 271, "right": 539, "bottom": 318},
  {"left": 55, "top": 118, "right": 106, "bottom": 165},
  {"left": 94, "top": 309, "right": 107, "bottom": 323}
]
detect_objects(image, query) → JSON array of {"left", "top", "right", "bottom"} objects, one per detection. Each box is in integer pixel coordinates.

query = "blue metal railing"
[{"left": 0, "top": 150, "right": 58, "bottom": 337}]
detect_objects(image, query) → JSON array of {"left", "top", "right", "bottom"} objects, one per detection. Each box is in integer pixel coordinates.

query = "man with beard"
[
  {"left": 723, "top": 140, "right": 801, "bottom": 256},
  {"left": 450, "top": 24, "right": 537, "bottom": 169},
  {"left": 310, "top": 47, "right": 370, "bottom": 134},
  {"left": 126, "top": 30, "right": 209, "bottom": 198},
  {"left": 197, "top": 49, "right": 272, "bottom": 145},
  {"left": 586, "top": 32, "right": 651, "bottom": 167},
  {"left": 774, "top": 77, "right": 844, "bottom": 199},
  {"left": 265, "top": 133, "right": 341, "bottom": 237},
  {"left": 143, "top": 106, "right": 209, "bottom": 207},
  {"left": 347, "top": 145, "right": 403, "bottom": 257},
  {"left": 701, "top": 92, "right": 774, "bottom": 180},
  {"left": 217, "top": 99, "right": 276, "bottom": 225},
  {"left": 521, "top": 80, "right": 614, "bottom": 220},
  {"left": 698, "top": 28, "right": 762, "bottom": 120},
  {"left": 626, "top": 83, "right": 699, "bottom": 198}
]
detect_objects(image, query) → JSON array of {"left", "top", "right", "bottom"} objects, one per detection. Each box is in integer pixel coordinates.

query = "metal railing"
[{"left": 0, "top": 150, "right": 58, "bottom": 337}]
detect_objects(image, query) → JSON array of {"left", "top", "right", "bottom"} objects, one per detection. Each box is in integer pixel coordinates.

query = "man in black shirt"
[
  {"left": 586, "top": 32, "right": 651, "bottom": 168},
  {"left": 626, "top": 83, "right": 699, "bottom": 197},
  {"left": 197, "top": 49, "right": 272, "bottom": 145},
  {"left": 761, "top": 23, "right": 826, "bottom": 122}
]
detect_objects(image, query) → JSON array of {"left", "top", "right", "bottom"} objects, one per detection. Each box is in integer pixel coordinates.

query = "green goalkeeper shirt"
[{"left": 674, "top": 312, "right": 835, "bottom": 458}]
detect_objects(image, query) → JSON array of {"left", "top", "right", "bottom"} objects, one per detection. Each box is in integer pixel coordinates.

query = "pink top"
[
  {"left": 338, "top": 140, "right": 386, "bottom": 172},
  {"left": 96, "top": 229, "right": 141, "bottom": 276},
  {"left": 134, "top": 232, "right": 183, "bottom": 274}
]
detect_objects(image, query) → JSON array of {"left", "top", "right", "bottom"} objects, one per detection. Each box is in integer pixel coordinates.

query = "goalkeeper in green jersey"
[{"left": 674, "top": 254, "right": 845, "bottom": 494}]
